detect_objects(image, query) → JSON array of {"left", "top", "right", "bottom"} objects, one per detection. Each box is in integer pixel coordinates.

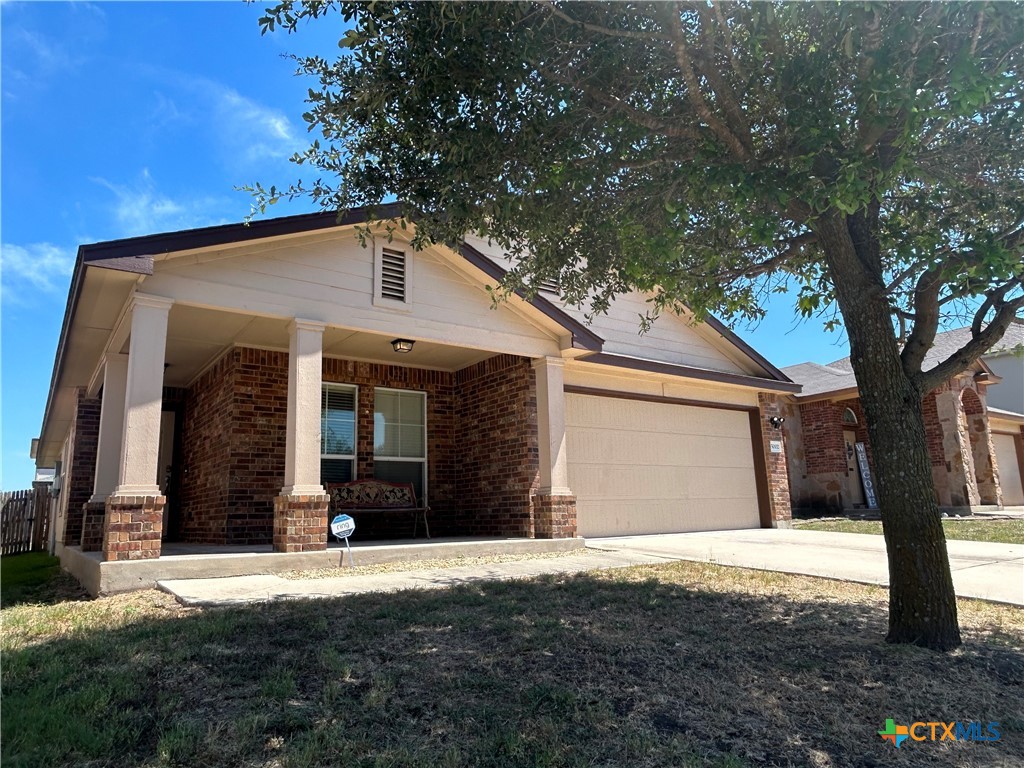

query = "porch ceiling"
[{"left": 161, "top": 305, "right": 496, "bottom": 388}]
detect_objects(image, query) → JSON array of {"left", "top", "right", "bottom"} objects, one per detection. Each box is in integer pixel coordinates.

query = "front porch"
[
  {"left": 56, "top": 296, "right": 579, "bottom": 579},
  {"left": 60, "top": 535, "right": 586, "bottom": 596}
]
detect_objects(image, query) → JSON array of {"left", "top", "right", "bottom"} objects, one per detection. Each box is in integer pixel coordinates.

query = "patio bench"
[{"left": 325, "top": 480, "right": 431, "bottom": 540}]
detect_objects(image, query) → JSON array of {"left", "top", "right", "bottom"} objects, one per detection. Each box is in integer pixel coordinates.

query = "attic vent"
[
  {"left": 380, "top": 248, "right": 407, "bottom": 302},
  {"left": 537, "top": 277, "right": 560, "bottom": 295}
]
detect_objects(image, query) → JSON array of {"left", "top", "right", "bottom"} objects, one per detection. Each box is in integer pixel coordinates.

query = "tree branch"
[
  {"left": 900, "top": 265, "right": 943, "bottom": 375},
  {"left": 536, "top": 64, "right": 703, "bottom": 142},
  {"left": 915, "top": 285, "right": 1024, "bottom": 393},
  {"left": 542, "top": 2, "right": 671, "bottom": 43},
  {"left": 660, "top": 2, "right": 751, "bottom": 160}
]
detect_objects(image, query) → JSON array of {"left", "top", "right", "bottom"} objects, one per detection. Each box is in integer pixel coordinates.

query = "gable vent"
[
  {"left": 380, "top": 247, "right": 407, "bottom": 302},
  {"left": 537, "top": 278, "right": 560, "bottom": 295}
]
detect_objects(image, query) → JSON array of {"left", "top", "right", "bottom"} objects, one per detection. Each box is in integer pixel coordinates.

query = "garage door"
[
  {"left": 994, "top": 433, "right": 1024, "bottom": 506},
  {"left": 566, "top": 393, "right": 762, "bottom": 537}
]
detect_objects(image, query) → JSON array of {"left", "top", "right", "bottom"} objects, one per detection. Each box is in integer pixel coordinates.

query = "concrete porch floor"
[{"left": 60, "top": 536, "right": 586, "bottom": 596}]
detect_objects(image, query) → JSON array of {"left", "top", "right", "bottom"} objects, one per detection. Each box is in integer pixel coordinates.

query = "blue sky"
[{"left": 1, "top": 1, "right": 847, "bottom": 490}]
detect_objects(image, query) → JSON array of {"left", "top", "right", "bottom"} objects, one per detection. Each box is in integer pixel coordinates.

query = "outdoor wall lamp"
[
  {"left": 391, "top": 338, "right": 415, "bottom": 354},
  {"left": 768, "top": 416, "right": 785, "bottom": 429}
]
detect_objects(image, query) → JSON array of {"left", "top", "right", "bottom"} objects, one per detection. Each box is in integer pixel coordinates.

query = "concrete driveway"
[{"left": 586, "top": 528, "right": 1024, "bottom": 606}]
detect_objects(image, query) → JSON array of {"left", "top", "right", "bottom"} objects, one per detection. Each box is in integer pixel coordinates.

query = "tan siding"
[
  {"left": 993, "top": 433, "right": 1024, "bottom": 506},
  {"left": 564, "top": 363, "right": 760, "bottom": 407},
  {"left": 566, "top": 393, "right": 760, "bottom": 537},
  {"left": 462, "top": 233, "right": 755, "bottom": 373},
  {"left": 146, "top": 234, "right": 560, "bottom": 357}
]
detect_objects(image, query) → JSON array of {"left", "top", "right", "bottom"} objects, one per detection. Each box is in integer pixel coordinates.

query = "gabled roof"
[
  {"left": 786, "top": 321, "right": 1020, "bottom": 400},
  {"left": 780, "top": 362, "right": 859, "bottom": 398},
  {"left": 39, "top": 205, "right": 796, "bottom": 462},
  {"left": 827, "top": 320, "right": 1024, "bottom": 373}
]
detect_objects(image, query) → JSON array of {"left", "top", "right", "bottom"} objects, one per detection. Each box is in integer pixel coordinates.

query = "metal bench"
[{"left": 325, "top": 480, "right": 431, "bottom": 539}]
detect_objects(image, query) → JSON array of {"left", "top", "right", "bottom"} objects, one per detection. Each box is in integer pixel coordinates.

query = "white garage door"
[
  {"left": 994, "top": 433, "right": 1024, "bottom": 506},
  {"left": 566, "top": 393, "right": 762, "bottom": 537}
]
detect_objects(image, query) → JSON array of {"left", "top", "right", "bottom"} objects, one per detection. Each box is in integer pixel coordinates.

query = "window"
[
  {"left": 842, "top": 407, "right": 858, "bottom": 426},
  {"left": 373, "top": 388, "right": 426, "bottom": 503},
  {"left": 321, "top": 384, "right": 357, "bottom": 484},
  {"left": 373, "top": 245, "right": 413, "bottom": 309}
]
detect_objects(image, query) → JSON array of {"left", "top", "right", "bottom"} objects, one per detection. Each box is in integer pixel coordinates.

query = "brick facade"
[
  {"left": 455, "top": 355, "right": 539, "bottom": 537},
  {"left": 62, "top": 389, "right": 101, "bottom": 545},
  {"left": 80, "top": 501, "right": 106, "bottom": 552},
  {"left": 758, "top": 394, "right": 792, "bottom": 525},
  {"left": 273, "top": 493, "right": 329, "bottom": 552},
  {"left": 534, "top": 494, "right": 577, "bottom": 538},
  {"left": 102, "top": 494, "right": 165, "bottom": 560},
  {"left": 788, "top": 373, "right": 1005, "bottom": 512},
  {"left": 179, "top": 351, "right": 235, "bottom": 543},
  {"left": 177, "top": 347, "right": 539, "bottom": 544}
]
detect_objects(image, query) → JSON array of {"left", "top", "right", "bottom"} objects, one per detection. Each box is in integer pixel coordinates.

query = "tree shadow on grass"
[
  {"left": 0, "top": 552, "right": 89, "bottom": 608},
  {"left": 2, "top": 572, "right": 1022, "bottom": 768}
]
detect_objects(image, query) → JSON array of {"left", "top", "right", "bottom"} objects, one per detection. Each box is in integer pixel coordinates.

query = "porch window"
[
  {"left": 321, "top": 384, "right": 357, "bottom": 483},
  {"left": 373, "top": 388, "right": 426, "bottom": 503}
]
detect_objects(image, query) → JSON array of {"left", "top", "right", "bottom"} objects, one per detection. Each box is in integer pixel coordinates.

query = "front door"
[{"left": 843, "top": 429, "right": 865, "bottom": 507}]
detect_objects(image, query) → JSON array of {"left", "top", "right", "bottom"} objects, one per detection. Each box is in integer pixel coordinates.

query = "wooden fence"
[{"left": 1, "top": 488, "right": 52, "bottom": 556}]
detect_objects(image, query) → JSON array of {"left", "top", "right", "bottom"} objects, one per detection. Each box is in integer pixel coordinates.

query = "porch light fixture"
[
  {"left": 390, "top": 338, "right": 415, "bottom": 354},
  {"left": 768, "top": 416, "right": 785, "bottom": 429}
]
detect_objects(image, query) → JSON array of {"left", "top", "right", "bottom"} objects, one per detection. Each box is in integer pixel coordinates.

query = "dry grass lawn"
[
  {"left": 2, "top": 555, "right": 1022, "bottom": 767},
  {"left": 794, "top": 518, "right": 1024, "bottom": 544}
]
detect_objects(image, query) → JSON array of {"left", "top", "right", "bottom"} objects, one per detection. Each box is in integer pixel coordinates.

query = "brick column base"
[
  {"left": 102, "top": 495, "right": 165, "bottom": 561},
  {"left": 80, "top": 501, "right": 107, "bottom": 552},
  {"left": 273, "top": 494, "right": 329, "bottom": 552},
  {"left": 533, "top": 494, "right": 577, "bottom": 539}
]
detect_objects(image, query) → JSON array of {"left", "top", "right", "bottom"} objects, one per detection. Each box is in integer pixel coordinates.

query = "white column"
[
  {"left": 281, "top": 319, "right": 326, "bottom": 496},
  {"left": 114, "top": 295, "right": 172, "bottom": 496},
  {"left": 533, "top": 356, "right": 572, "bottom": 495},
  {"left": 90, "top": 353, "right": 129, "bottom": 502}
]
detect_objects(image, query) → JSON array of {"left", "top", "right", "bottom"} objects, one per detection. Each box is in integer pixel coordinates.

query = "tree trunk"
[{"left": 816, "top": 213, "right": 962, "bottom": 651}]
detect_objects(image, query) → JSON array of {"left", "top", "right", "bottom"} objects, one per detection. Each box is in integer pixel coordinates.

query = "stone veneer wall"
[{"left": 62, "top": 389, "right": 101, "bottom": 545}]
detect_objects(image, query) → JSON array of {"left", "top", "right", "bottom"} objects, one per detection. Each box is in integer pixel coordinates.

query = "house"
[
  {"left": 781, "top": 321, "right": 1024, "bottom": 513},
  {"left": 34, "top": 205, "right": 798, "bottom": 588}
]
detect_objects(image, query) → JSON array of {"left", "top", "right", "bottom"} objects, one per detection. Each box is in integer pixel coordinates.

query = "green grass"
[
  {"left": 0, "top": 552, "right": 86, "bottom": 607},
  {"left": 794, "top": 518, "right": 1024, "bottom": 543},
  {"left": 2, "top": 561, "right": 1022, "bottom": 768}
]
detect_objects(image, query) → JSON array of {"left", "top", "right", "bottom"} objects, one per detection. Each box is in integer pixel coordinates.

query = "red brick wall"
[
  {"left": 177, "top": 348, "right": 541, "bottom": 543},
  {"left": 323, "top": 357, "right": 459, "bottom": 537},
  {"left": 922, "top": 391, "right": 945, "bottom": 467},
  {"left": 798, "top": 400, "right": 846, "bottom": 475},
  {"left": 62, "top": 389, "right": 101, "bottom": 545},
  {"left": 455, "top": 355, "right": 539, "bottom": 537},
  {"left": 230, "top": 348, "right": 289, "bottom": 544},
  {"left": 758, "top": 393, "right": 792, "bottom": 523},
  {"left": 179, "top": 351, "right": 234, "bottom": 543}
]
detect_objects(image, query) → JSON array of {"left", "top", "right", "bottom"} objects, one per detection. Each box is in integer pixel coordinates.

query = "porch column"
[
  {"left": 532, "top": 356, "right": 577, "bottom": 538},
  {"left": 102, "top": 294, "right": 172, "bottom": 561},
  {"left": 274, "top": 319, "right": 329, "bottom": 552},
  {"left": 82, "top": 353, "right": 129, "bottom": 551}
]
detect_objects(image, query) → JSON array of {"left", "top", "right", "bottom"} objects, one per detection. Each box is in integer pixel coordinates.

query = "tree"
[{"left": 252, "top": 1, "right": 1024, "bottom": 650}]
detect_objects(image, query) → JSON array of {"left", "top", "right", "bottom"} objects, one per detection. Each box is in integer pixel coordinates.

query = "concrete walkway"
[
  {"left": 158, "top": 529, "right": 1023, "bottom": 607},
  {"left": 158, "top": 549, "right": 662, "bottom": 607},
  {"left": 587, "top": 529, "right": 1024, "bottom": 606}
]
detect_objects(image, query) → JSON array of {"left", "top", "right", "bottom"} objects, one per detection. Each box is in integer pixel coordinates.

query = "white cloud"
[
  {"left": 90, "top": 169, "right": 236, "bottom": 237},
  {"left": 148, "top": 71, "right": 304, "bottom": 169},
  {"left": 0, "top": 242, "right": 75, "bottom": 297}
]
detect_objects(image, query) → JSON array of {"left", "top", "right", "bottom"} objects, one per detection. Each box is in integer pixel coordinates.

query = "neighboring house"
[
  {"left": 35, "top": 205, "right": 798, "bottom": 577},
  {"left": 781, "top": 321, "right": 1024, "bottom": 513}
]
